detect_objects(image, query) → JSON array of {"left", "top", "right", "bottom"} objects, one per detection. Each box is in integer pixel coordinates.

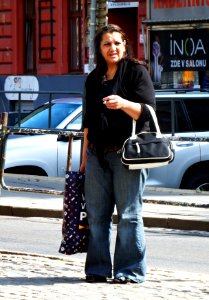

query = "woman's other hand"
[{"left": 80, "top": 161, "right": 86, "bottom": 173}]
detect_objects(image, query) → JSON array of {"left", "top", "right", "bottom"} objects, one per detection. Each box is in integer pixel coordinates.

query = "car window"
[
  {"left": 184, "top": 100, "right": 209, "bottom": 131},
  {"left": 175, "top": 100, "right": 193, "bottom": 132},
  {"left": 156, "top": 101, "right": 172, "bottom": 133},
  {"left": 156, "top": 100, "right": 192, "bottom": 134},
  {"left": 17, "top": 103, "right": 80, "bottom": 129},
  {"left": 66, "top": 113, "right": 82, "bottom": 130}
]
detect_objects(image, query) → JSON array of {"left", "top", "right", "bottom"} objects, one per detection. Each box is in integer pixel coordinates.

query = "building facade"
[{"left": 0, "top": 0, "right": 209, "bottom": 117}]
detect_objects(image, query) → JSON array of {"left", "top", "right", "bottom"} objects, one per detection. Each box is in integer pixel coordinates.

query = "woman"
[{"left": 80, "top": 24, "right": 156, "bottom": 284}]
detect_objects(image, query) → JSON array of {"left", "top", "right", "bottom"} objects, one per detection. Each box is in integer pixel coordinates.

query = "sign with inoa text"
[
  {"left": 150, "top": 0, "right": 209, "bottom": 20},
  {"left": 150, "top": 29, "right": 209, "bottom": 74}
]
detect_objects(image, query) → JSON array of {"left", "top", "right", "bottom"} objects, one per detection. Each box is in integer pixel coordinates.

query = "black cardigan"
[{"left": 83, "top": 59, "right": 156, "bottom": 149}]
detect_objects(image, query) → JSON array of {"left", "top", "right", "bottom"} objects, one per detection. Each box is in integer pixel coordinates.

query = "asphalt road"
[{"left": 0, "top": 216, "right": 209, "bottom": 274}]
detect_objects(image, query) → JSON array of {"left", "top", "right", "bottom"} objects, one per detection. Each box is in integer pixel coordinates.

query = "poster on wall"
[
  {"left": 4, "top": 76, "right": 39, "bottom": 101},
  {"left": 150, "top": 29, "right": 209, "bottom": 83}
]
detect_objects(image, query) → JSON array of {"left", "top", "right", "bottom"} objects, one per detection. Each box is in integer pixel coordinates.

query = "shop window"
[
  {"left": 160, "top": 71, "right": 200, "bottom": 89},
  {"left": 25, "top": 0, "right": 36, "bottom": 73},
  {"left": 174, "top": 71, "right": 199, "bottom": 89},
  {"left": 68, "top": 0, "right": 83, "bottom": 72}
]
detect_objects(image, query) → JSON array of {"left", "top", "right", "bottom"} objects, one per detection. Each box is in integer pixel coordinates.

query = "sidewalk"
[{"left": 0, "top": 249, "right": 208, "bottom": 300}]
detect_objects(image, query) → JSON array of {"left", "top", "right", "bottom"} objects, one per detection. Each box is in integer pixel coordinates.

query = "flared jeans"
[{"left": 84, "top": 147, "right": 148, "bottom": 283}]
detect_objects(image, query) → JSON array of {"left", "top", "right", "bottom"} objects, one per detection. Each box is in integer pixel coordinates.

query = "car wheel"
[{"left": 181, "top": 170, "right": 209, "bottom": 191}]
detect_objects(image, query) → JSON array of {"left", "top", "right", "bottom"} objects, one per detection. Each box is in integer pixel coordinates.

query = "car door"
[
  {"left": 147, "top": 97, "right": 200, "bottom": 189},
  {"left": 5, "top": 133, "right": 59, "bottom": 177}
]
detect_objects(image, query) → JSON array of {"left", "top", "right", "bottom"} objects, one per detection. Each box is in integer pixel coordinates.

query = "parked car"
[
  {"left": 3, "top": 90, "right": 209, "bottom": 190},
  {"left": 4, "top": 97, "right": 83, "bottom": 177}
]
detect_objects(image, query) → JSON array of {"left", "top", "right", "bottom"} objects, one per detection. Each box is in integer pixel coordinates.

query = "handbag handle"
[{"left": 131, "top": 104, "right": 162, "bottom": 139}]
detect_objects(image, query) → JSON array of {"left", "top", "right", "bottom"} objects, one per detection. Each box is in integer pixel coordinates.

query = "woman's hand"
[
  {"left": 103, "top": 95, "right": 142, "bottom": 120},
  {"left": 80, "top": 160, "right": 86, "bottom": 173},
  {"left": 80, "top": 128, "right": 88, "bottom": 173},
  {"left": 103, "top": 95, "right": 126, "bottom": 110}
]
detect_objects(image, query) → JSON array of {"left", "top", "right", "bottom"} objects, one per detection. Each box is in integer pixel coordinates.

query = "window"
[
  {"left": 68, "top": 0, "right": 83, "bottom": 72},
  {"left": 174, "top": 100, "right": 193, "bottom": 133},
  {"left": 156, "top": 99, "right": 192, "bottom": 134},
  {"left": 25, "top": 0, "right": 36, "bottom": 73},
  {"left": 66, "top": 113, "right": 82, "bottom": 130},
  {"left": 156, "top": 95, "right": 209, "bottom": 134},
  {"left": 185, "top": 100, "right": 209, "bottom": 132},
  {"left": 156, "top": 101, "right": 172, "bottom": 133},
  {"left": 18, "top": 102, "right": 81, "bottom": 129}
]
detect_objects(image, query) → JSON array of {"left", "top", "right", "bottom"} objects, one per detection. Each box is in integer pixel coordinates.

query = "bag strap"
[
  {"left": 131, "top": 104, "right": 162, "bottom": 139},
  {"left": 66, "top": 134, "right": 74, "bottom": 171}
]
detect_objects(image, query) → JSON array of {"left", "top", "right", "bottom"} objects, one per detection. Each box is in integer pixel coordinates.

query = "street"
[{"left": 0, "top": 216, "right": 209, "bottom": 274}]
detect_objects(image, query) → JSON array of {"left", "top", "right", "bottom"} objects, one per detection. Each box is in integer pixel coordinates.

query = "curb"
[
  {"left": 0, "top": 205, "right": 62, "bottom": 218},
  {"left": 143, "top": 216, "right": 209, "bottom": 232},
  {"left": 1, "top": 204, "right": 209, "bottom": 232}
]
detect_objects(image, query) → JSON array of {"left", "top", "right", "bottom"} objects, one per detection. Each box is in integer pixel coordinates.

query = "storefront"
[{"left": 143, "top": 1, "right": 209, "bottom": 89}]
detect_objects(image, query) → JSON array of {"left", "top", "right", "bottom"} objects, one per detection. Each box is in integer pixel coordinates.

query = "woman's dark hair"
[
  {"left": 94, "top": 24, "right": 133, "bottom": 79},
  {"left": 94, "top": 24, "right": 148, "bottom": 80}
]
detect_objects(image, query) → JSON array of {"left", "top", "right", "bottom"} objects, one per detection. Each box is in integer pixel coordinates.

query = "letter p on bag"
[{"left": 80, "top": 211, "right": 87, "bottom": 221}]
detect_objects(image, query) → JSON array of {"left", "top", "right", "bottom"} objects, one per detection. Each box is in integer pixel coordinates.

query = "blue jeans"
[{"left": 84, "top": 147, "right": 148, "bottom": 283}]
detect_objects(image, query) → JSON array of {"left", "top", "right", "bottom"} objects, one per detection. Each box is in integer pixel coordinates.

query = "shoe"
[
  {"left": 85, "top": 274, "right": 107, "bottom": 283},
  {"left": 113, "top": 276, "right": 136, "bottom": 284}
]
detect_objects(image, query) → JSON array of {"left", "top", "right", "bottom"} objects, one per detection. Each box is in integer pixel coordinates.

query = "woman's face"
[{"left": 100, "top": 32, "right": 126, "bottom": 66}]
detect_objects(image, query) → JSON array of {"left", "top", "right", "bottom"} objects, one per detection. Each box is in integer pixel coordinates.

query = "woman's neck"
[{"left": 105, "top": 65, "right": 118, "bottom": 80}]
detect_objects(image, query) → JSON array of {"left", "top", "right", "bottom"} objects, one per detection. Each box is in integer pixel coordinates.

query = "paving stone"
[{"left": 0, "top": 251, "right": 208, "bottom": 300}]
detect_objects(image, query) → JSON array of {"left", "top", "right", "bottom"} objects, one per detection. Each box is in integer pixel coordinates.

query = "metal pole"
[{"left": 88, "top": 0, "right": 97, "bottom": 72}]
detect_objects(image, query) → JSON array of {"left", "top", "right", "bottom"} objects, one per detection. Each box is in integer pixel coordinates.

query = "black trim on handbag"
[{"left": 121, "top": 104, "right": 175, "bottom": 169}]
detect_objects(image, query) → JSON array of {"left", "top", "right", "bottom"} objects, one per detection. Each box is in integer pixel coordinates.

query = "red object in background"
[{"left": 0, "top": 0, "right": 147, "bottom": 76}]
